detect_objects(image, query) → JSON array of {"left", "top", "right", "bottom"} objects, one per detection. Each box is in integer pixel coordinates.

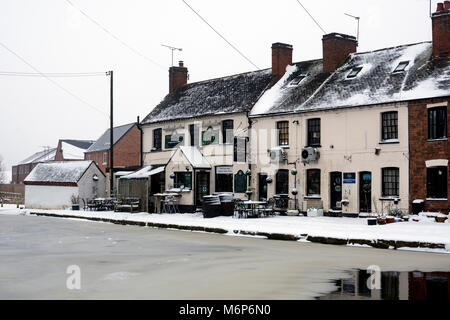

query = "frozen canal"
[{"left": 0, "top": 214, "right": 449, "bottom": 299}]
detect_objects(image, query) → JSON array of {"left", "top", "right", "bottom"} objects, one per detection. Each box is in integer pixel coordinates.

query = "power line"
[
  {"left": 182, "top": 0, "right": 259, "bottom": 70},
  {"left": 294, "top": 0, "right": 327, "bottom": 34},
  {"left": 0, "top": 71, "right": 107, "bottom": 77},
  {"left": 0, "top": 40, "right": 108, "bottom": 117},
  {"left": 64, "top": 0, "right": 165, "bottom": 70}
]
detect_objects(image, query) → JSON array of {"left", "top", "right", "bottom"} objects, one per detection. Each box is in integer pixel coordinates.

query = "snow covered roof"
[
  {"left": 60, "top": 139, "right": 94, "bottom": 160},
  {"left": 250, "top": 42, "right": 450, "bottom": 116},
  {"left": 141, "top": 69, "right": 274, "bottom": 124},
  {"left": 179, "top": 146, "right": 211, "bottom": 169},
  {"left": 86, "top": 123, "right": 136, "bottom": 152},
  {"left": 24, "top": 161, "right": 96, "bottom": 184},
  {"left": 18, "top": 148, "right": 57, "bottom": 165},
  {"left": 120, "top": 165, "right": 164, "bottom": 179}
]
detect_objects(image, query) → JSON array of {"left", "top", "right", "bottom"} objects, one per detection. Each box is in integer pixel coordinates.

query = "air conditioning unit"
[
  {"left": 301, "top": 147, "right": 320, "bottom": 163},
  {"left": 269, "top": 148, "right": 288, "bottom": 164}
]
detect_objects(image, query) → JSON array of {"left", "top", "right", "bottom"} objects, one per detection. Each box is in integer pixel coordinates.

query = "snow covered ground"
[{"left": 1, "top": 204, "right": 449, "bottom": 253}]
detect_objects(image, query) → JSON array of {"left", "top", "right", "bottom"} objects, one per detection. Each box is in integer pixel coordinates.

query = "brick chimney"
[
  {"left": 322, "top": 33, "right": 357, "bottom": 73},
  {"left": 169, "top": 61, "right": 188, "bottom": 94},
  {"left": 432, "top": 2, "right": 450, "bottom": 58},
  {"left": 272, "top": 43, "right": 293, "bottom": 79}
]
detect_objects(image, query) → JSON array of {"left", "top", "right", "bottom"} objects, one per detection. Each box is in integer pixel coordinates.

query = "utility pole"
[{"left": 108, "top": 70, "right": 114, "bottom": 197}]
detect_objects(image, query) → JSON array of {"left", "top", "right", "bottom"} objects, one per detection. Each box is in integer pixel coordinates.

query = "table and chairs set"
[
  {"left": 83, "top": 197, "right": 140, "bottom": 212},
  {"left": 234, "top": 198, "right": 275, "bottom": 219}
]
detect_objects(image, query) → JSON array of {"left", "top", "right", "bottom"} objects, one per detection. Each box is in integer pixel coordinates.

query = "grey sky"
[{"left": 0, "top": 0, "right": 437, "bottom": 174}]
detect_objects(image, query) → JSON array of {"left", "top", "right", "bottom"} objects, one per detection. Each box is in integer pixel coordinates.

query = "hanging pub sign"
[{"left": 343, "top": 172, "right": 356, "bottom": 184}]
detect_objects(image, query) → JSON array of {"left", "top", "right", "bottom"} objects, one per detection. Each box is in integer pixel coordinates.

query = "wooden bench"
[{"left": 114, "top": 198, "right": 140, "bottom": 213}]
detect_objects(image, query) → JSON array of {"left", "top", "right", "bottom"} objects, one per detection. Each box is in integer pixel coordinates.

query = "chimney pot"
[
  {"left": 322, "top": 33, "right": 357, "bottom": 73},
  {"left": 432, "top": 2, "right": 450, "bottom": 58},
  {"left": 169, "top": 62, "right": 188, "bottom": 94},
  {"left": 271, "top": 42, "right": 293, "bottom": 79}
]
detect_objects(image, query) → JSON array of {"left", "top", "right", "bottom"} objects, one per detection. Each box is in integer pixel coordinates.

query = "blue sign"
[{"left": 343, "top": 172, "right": 356, "bottom": 184}]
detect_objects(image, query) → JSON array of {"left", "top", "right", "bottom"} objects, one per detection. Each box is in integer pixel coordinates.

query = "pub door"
[
  {"left": 359, "top": 171, "right": 372, "bottom": 213},
  {"left": 195, "top": 171, "right": 210, "bottom": 207},
  {"left": 330, "top": 172, "right": 342, "bottom": 211},
  {"left": 258, "top": 173, "right": 268, "bottom": 201}
]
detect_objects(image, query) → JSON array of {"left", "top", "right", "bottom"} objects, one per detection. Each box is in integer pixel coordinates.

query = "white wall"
[
  {"left": 250, "top": 102, "right": 410, "bottom": 214},
  {"left": 25, "top": 185, "right": 78, "bottom": 210},
  {"left": 77, "top": 163, "right": 106, "bottom": 201}
]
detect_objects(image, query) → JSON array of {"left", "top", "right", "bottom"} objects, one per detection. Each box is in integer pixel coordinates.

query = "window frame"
[
  {"left": 381, "top": 111, "right": 398, "bottom": 142},
  {"left": 426, "top": 166, "right": 448, "bottom": 199},
  {"left": 102, "top": 152, "right": 107, "bottom": 165},
  {"left": 222, "top": 120, "right": 234, "bottom": 144},
  {"left": 173, "top": 171, "right": 192, "bottom": 190},
  {"left": 428, "top": 106, "right": 447, "bottom": 140},
  {"left": 307, "top": 118, "right": 321, "bottom": 147},
  {"left": 347, "top": 66, "right": 363, "bottom": 79},
  {"left": 153, "top": 128, "right": 162, "bottom": 151},
  {"left": 275, "top": 169, "right": 289, "bottom": 195},
  {"left": 276, "top": 121, "right": 289, "bottom": 147},
  {"left": 382, "top": 167, "right": 399, "bottom": 197},
  {"left": 215, "top": 166, "right": 233, "bottom": 193},
  {"left": 306, "top": 169, "right": 321, "bottom": 197},
  {"left": 393, "top": 61, "right": 409, "bottom": 73}
]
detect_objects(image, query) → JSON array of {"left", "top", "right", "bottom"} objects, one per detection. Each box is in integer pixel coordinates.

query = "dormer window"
[
  {"left": 393, "top": 61, "right": 409, "bottom": 73},
  {"left": 346, "top": 67, "right": 362, "bottom": 79}
]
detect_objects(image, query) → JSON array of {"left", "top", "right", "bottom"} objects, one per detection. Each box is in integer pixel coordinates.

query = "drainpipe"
[
  {"left": 246, "top": 111, "right": 252, "bottom": 199},
  {"left": 137, "top": 116, "right": 143, "bottom": 168}
]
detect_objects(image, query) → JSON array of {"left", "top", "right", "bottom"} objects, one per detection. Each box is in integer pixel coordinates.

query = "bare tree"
[{"left": 0, "top": 154, "right": 7, "bottom": 183}]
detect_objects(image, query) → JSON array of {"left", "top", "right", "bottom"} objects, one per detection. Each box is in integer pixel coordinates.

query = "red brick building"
[
  {"left": 54, "top": 139, "right": 94, "bottom": 161},
  {"left": 84, "top": 123, "right": 141, "bottom": 175},
  {"left": 408, "top": 3, "right": 449, "bottom": 214},
  {"left": 11, "top": 148, "right": 57, "bottom": 184}
]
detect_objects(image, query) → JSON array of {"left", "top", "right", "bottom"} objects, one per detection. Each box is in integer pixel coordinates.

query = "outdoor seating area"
[
  {"left": 153, "top": 193, "right": 182, "bottom": 214},
  {"left": 114, "top": 197, "right": 141, "bottom": 213},
  {"left": 234, "top": 198, "right": 275, "bottom": 219},
  {"left": 84, "top": 198, "right": 116, "bottom": 211},
  {"left": 82, "top": 197, "right": 141, "bottom": 213}
]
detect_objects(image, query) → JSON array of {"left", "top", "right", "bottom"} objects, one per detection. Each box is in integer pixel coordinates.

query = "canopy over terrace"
[{"left": 118, "top": 165, "right": 165, "bottom": 212}]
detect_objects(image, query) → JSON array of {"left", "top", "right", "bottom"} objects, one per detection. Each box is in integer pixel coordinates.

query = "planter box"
[
  {"left": 377, "top": 218, "right": 386, "bottom": 225},
  {"left": 435, "top": 216, "right": 448, "bottom": 223},
  {"left": 368, "top": 218, "right": 377, "bottom": 226},
  {"left": 72, "top": 204, "right": 80, "bottom": 211},
  {"left": 386, "top": 217, "right": 395, "bottom": 224}
]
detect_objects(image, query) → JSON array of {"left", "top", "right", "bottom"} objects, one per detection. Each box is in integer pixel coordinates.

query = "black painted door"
[
  {"left": 195, "top": 171, "right": 210, "bottom": 207},
  {"left": 258, "top": 174, "right": 268, "bottom": 201},
  {"left": 330, "top": 172, "right": 342, "bottom": 210},
  {"left": 359, "top": 171, "right": 372, "bottom": 213}
]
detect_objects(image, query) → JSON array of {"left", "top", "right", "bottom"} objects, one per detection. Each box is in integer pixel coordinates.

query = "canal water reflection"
[{"left": 318, "top": 270, "right": 450, "bottom": 300}]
